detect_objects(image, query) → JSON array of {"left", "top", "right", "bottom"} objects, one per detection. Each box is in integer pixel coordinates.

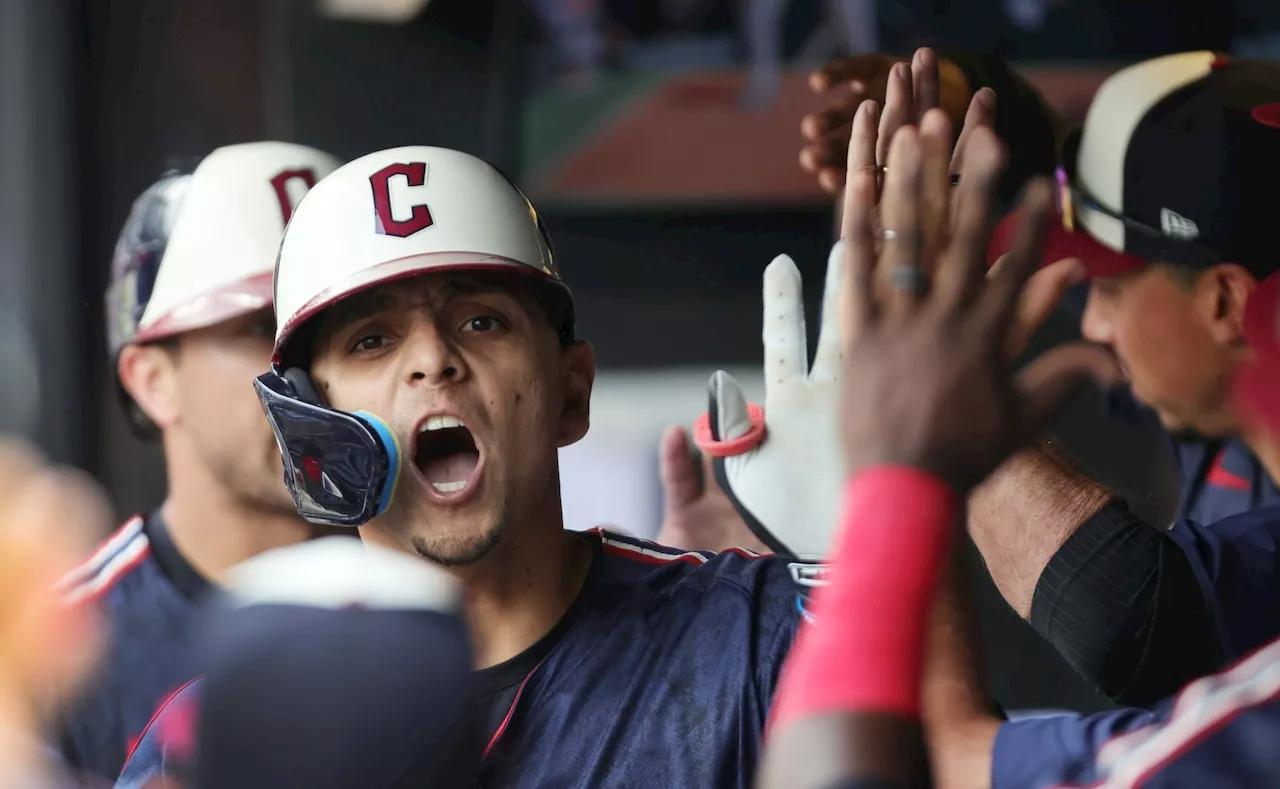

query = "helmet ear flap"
[{"left": 282, "top": 368, "right": 324, "bottom": 406}]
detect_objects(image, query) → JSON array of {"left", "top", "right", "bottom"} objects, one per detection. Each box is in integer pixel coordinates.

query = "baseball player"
[
  {"left": 54, "top": 142, "right": 342, "bottom": 780},
  {"left": 119, "top": 145, "right": 847, "bottom": 788}
]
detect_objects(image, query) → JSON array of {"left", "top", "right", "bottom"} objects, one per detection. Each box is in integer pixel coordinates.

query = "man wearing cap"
[
  {"left": 54, "top": 142, "right": 344, "bottom": 781},
  {"left": 795, "top": 47, "right": 1280, "bottom": 709}
]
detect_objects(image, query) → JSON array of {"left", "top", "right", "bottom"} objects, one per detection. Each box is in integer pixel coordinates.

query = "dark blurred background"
[{"left": 4, "top": 0, "right": 1278, "bottom": 717}]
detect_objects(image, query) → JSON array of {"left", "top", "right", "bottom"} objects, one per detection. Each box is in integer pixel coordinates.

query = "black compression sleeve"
[
  {"left": 1029, "top": 500, "right": 1224, "bottom": 706},
  {"left": 938, "top": 52, "right": 1065, "bottom": 207}
]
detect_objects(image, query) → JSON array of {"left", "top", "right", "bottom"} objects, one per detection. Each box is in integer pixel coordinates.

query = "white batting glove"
[{"left": 694, "top": 243, "right": 846, "bottom": 568}]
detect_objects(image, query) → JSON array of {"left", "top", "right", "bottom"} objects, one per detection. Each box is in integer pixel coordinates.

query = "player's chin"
[{"left": 408, "top": 518, "right": 506, "bottom": 567}]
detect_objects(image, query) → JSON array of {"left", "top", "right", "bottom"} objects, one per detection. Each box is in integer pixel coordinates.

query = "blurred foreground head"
[{"left": 118, "top": 537, "right": 478, "bottom": 788}]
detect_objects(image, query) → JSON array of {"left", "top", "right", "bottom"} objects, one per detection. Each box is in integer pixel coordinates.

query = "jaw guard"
[{"left": 254, "top": 370, "right": 400, "bottom": 527}]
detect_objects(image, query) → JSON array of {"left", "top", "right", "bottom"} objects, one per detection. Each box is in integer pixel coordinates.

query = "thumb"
[
  {"left": 659, "top": 425, "right": 703, "bottom": 510},
  {"left": 1015, "top": 342, "right": 1122, "bottom": 437},
  {"left": 998, "top": 256, "right": 1085, "bottom": 360},
  {"left": 710, "top": 370, "right": 753, "bottom": 442}
]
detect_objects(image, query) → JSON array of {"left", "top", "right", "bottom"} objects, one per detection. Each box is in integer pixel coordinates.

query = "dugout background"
[{"left": 9, "top": 0, "right": 1273, "bottom": 716}]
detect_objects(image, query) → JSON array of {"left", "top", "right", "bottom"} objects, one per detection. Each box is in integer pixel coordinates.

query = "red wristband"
[{"left": 771, "top": 466, "right": 958, "bottom": 729}]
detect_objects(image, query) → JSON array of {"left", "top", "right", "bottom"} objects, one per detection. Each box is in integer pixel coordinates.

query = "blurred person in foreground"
[
  {"left": 0, "top": 440, "right": 111, "bottom": 788},
  {"left": 55, "top": 142, "right": 343, "bottom": 781}
]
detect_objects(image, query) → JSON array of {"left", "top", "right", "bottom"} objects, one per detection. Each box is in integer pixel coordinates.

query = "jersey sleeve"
[
  {"left": 993, "top": 707, "right": 1163, "bottom": 789},
  {"left": 1028, "top": 638, "right": 1280, "bottom": 789}
]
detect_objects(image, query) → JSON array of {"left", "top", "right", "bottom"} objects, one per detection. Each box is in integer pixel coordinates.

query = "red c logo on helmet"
[{"left": 370, "top": 162, "right": 435, "bottom": 238}]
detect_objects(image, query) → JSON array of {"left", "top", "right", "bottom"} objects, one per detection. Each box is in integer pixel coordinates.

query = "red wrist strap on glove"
[
  {"left": 770, "top": 465, "right": 958, "bottom": 729},
  {"left": 692, "top": 403, "right": 767, "bottom": 457}
]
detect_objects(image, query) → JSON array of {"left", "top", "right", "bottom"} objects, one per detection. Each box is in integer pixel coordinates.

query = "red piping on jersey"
[
  {"left": 122, "top": 675, "right": 203, "bottom": 770},
  {"left": 1206, "top": 450, "right": 1250, "bottom": 492},
  {"left": 483, "top": 660, "right": 544, "bottom": 760},
  {"left": 77, "top": 544, "right": 152, "bottom": 605}
]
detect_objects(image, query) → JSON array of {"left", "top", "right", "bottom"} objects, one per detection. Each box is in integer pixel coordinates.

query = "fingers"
[
  {"left": 932, "top": 125, "right": 1005, "bottom": 309},
  {"left": 912, "top": 48, "right": 941, "bottom": 117},
  {"left": 658, "top": 426, "right": 703, "bottom": 511},
  {"left": 877, "top": 127, "right": 926, "bottom": 316},
  {"left": 1015, "top": 342, "right": 1123, "bottom": 437},
  {"left": 950, "top": 88, "right": 996, "bottom": 173},
  {"left": 810, "top": 240, "right": 847, "bottom": 382},
  {"left": 998, "top": 256, "right": 1085, "bottom": 360},
  {"left": 809, "top": 53, "right": 895, "bottom": 94},
  {"left": 801, "top": 90, "right": 863, "bottom": 142},
  {"left": 762, "top": 256, "right": 809, "bottom": 398},
  {"left": 982, "top": 178, "right": 1056, "bottom": 330},
  {"left": 877, "top": 62, "right": 915, "bottom": 168},
  {"left": 918, "top": 109, "right": 954, "bottom": 266},
  {"left": 841, "top": 138, "right": 881, "bottom": 334},
  {"left": 846, "top": 100, "right": 880, "bottom": 179}
]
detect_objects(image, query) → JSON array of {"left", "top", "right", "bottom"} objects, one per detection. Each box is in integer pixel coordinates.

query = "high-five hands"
[
  {"left": 838, "top": 110, "right": 1119, "bottom": 493},
  {"left": 801, "top": 48, "right": 991, "bottom": 194}
]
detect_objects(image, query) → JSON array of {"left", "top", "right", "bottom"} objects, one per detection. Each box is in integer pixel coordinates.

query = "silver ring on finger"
[{"left": 879, "top": 227, "right": 899, "bottom": 242}]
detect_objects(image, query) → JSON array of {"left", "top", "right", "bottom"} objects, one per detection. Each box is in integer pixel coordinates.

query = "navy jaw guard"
[{"left": 254, "top": 371, "right": 401, "bottom": 527}]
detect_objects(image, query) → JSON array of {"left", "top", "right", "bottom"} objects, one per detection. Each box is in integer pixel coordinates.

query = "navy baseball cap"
[{"left": 990, "top": 51, "right": 1280, "bottom": 279}]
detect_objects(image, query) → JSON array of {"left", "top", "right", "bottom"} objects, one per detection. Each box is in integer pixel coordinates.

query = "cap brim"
[
  {"left": 1235, "top": 272, "right": 1280, "bottom": 434},
  {"left": 987, "top": 208, "right": 1148, "bottom": 279},
  {"left": 132, "top": 272, "right": 275, "bottom": 344},
  {"left": 274, "top": 253, "right": 559, "bottom": 367}
]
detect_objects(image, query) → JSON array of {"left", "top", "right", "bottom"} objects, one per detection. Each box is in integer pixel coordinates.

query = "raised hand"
[
  {"left": 801, "top": 48, "right": 986, "bottom": 193},
  {"left": 838, "top": 112, "right": 1119, "bottom": 493}
]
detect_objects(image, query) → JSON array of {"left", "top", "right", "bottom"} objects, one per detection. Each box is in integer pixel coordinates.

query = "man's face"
[
  {"left": 308, "top": 271, "right": 594, "bottom": 566},
  {"left": 1081, "top": 264, "right": 1246, "bottom": 437},
  {"left": 171, "top": 309, "right": 297, "bottom": 513}
]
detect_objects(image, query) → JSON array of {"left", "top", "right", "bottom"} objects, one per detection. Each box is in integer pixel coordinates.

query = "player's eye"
[
  {"left": 349, "top": 334, "right": 386, "bottom": 353},
  {"left": 460, "top": 316, "right": 502, "bottom": 334}
]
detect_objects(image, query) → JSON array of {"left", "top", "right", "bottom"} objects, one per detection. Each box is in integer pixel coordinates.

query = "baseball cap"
[{"left": 989, "top": 51, "right": 1280, "bottom": 280}]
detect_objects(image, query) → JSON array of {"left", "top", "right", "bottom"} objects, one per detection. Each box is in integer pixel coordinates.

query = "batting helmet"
[
  {"left": 253, "top": 145, "right": 572, "bottom": 527},
  {"left": 106, "top": 142, "right": 341, "bottom": 435}
]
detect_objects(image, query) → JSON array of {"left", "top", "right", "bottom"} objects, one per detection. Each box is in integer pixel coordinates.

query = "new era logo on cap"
[{"left": 1160, "top": 208, "right": 1200, "bottom": 241}]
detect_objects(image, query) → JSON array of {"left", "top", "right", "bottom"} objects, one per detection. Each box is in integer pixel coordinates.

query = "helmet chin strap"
[{"left": 254, "top": 369, "right": 401, "bottom": 528}]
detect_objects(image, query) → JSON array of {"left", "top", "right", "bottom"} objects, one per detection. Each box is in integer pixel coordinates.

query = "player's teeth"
[
  {"left": 422, "top": 415, "right": 464, "bottom": 432},
  {"left": 432, "top": 481, "right": 468, "bottom": 493}
]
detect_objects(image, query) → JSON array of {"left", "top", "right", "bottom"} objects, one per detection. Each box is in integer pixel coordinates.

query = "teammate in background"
[{"left": 55, "top": 142, "right": 342, "bottom": 781}]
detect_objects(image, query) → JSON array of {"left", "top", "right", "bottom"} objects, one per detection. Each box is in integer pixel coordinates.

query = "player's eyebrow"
[{"left": 317, "top": 287, "right": 401, "bottom": 337}]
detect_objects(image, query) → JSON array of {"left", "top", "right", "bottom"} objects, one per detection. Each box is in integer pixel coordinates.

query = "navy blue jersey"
[
  {"left": 55, "top": 513, "right": 212, "bottom": 781},
  {"left": 117, "top": 529, "right": 801, "bottom": 788},
  {"left": 1102, "top": 387, "right": 1280, "bottom": 523},
  {"left": 993, "top": 634, "right": 1280, "bottom": 788}
]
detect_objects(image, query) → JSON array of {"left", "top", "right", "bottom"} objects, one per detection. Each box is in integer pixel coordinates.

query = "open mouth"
[{"left": 413, "top": 415, "right": 482, "bottom": 497}]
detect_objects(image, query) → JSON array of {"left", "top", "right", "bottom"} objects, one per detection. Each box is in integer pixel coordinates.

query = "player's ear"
[
  {"left": 1202, "top": 263, "right": 1254, "bottom": 345},
  {"left": 556, "top": 339, "right": 595, "bottom": 448},
  {"left": 118, "top": 343, "right": 183, "bottom": 431}
]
